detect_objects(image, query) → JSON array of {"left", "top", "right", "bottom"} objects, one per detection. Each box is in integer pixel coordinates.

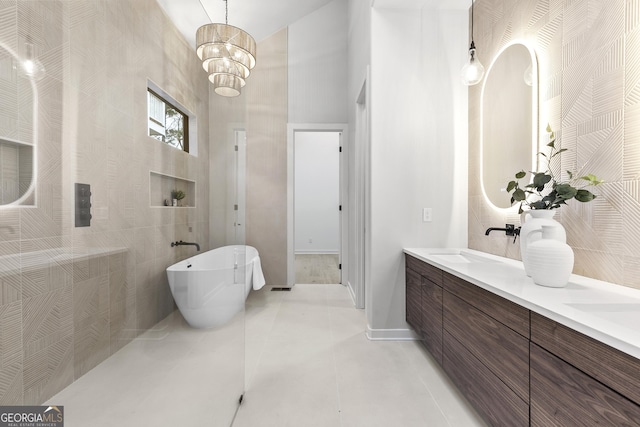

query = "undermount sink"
[
  {"left": 564, "top": 303, "right": 640, "bottom": 327},
  {"left": 429, "top": 251, "right": 499, "bottom": 264}
]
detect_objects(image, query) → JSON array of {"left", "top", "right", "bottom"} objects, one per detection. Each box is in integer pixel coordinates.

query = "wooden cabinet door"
[
  {"left": 421, "top": 277, "right": 442, "bottom": 363},
  {"left": 531, "top": 343, "right": 640, "bottom": 426},
  {"left": 444, "top": 291, "right": 529, "bottom": 401},
  {"left": 443, "top": 331, "right": 529, "bottom": 427},
  {"left": 405, "top": 266, "right": 423, "bottom": 334}
]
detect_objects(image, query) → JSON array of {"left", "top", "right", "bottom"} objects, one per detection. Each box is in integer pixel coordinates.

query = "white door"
[{"left": 294, "top": 131, "right": 341, "bottom": 284}]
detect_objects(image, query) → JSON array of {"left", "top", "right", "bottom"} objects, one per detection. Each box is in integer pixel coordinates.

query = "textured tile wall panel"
[
  {"left": 469, "top": 0, "right": 640, "bottom": 289},
  {"left": 0, "top": 0, "right": 211, "bottom": 404}
]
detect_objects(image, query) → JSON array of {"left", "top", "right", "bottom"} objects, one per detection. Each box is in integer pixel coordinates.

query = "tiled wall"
[
  {"left": 469, "top": 0, "right": 640, "bottom": 290},
  {"left": 0, "top": 0, "right": 210, "bottom": 404},
  {"left": 245, "top": 29, "right": 289, "bottom": 286}
]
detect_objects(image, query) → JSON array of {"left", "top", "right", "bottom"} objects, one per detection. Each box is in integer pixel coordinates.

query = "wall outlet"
[{"left": 423, "top": 208, "right": 432, "bottom": 222}]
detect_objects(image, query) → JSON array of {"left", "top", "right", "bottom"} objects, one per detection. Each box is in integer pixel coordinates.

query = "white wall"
[
  {"left": 347, "top": 0, "right": 372, "bottom": 307},
  {"left": 365, "top": 6, "right": 469, "bottom": 338},
  {"left": 288, "top": 0, "right": 348, "bottom": 123},
  {"left": 294, "top": 132, "right": 341, "bottom": 253}
]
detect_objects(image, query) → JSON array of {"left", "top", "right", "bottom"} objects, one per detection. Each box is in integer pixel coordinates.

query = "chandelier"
[{"left": 196, "top": 0, "right": 256, "bottom": 97}]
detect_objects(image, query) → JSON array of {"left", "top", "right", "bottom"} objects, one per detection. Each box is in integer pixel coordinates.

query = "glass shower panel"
[{"left": 0, "top": 1, "right": 245, "bottom": 426}]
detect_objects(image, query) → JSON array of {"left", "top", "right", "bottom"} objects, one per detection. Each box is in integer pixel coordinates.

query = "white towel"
[{"left": 252, "top": 255, "right": 266, "bottom": 290}]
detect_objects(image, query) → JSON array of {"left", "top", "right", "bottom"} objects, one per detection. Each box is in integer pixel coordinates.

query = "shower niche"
[
  {"left": 0, "top": 138, "right": 35, "bottom": 206},
  {"left": 149, "top": 171, "right": 196, "bottom": 207}
]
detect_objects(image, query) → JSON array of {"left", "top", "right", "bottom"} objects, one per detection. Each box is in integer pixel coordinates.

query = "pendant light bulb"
[{"left": 461, "top": 41, "right": 485, "bottom": 86}]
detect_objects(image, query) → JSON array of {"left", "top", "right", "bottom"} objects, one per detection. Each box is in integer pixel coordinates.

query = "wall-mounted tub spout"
[{"left": 171, "top": 240, "right": 200, "bottom": 251}]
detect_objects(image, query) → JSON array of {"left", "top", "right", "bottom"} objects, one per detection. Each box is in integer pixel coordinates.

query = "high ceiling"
[
  {"left": 155, "top": 0, "right": 336, "bottom": 46},
  {"left": 156, "top": 0, "right": 471, "bottom": 48}
]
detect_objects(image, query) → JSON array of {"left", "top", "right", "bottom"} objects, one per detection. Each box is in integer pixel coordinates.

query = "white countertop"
[{"left": 404, "top": 248, "right": 640, "bottom": 360}]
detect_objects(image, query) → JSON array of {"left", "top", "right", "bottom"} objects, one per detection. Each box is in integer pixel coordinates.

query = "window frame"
[{"left": 146, "top": 85, "right": 192, "bottom": 154}]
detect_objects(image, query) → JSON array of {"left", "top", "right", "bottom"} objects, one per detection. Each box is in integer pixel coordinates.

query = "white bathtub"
[{"left": 166, "top": 245, "right": 264, "bottom": 328}]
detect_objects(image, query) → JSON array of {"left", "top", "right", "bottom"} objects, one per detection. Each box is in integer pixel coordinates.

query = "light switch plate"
[{"left": 423, "top": 208, "right": 432, "bottom": 222}]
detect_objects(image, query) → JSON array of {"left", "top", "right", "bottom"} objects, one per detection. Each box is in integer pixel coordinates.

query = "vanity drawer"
[
  {"left": 531, "top": 343, "right": 640, "bottom": 426},
  {"left": 405, "top": 255, "right": 443, "bottom": 286},
  {"left": 444, "top": 291, "right": 529, "bottom": 401},
  {"left": 405, "top": 267, "right": 423, "bottom": 333},
  {"left": 531, "top": 312, "right": 640, "bottom": 406},
  {"left": 443, "top": 331, "right": 529, "bottom": 427},
  {"left": 421, "top": 276, "right": 443, "bottom": 363},
  {"left": 443, "top": 271, "right": 530, "bottom": 338}
]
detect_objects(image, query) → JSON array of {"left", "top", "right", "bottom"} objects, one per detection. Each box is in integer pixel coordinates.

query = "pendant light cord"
[{"left": 471, "top": 0, "right": 474, "bottom": 43}]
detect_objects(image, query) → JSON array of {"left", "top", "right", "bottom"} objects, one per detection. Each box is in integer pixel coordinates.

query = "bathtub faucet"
[{"left": 171, "top": 240, "right": 200, "bottom": 251}]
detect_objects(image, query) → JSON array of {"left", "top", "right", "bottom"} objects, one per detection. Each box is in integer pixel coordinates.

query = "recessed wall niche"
[
  {"left": 0, "top": 138, "right": 35, "bottom": 206},
  {"left": 149, "top": 171, "right": 195, "bottom": 207}
]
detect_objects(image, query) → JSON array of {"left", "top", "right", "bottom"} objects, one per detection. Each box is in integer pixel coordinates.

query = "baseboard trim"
[{"left": 365, "top": 325, "right": 419, "bottom": 341}]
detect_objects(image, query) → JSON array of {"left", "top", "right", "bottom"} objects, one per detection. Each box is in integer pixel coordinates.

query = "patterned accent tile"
[
  {"left": 622, "top": 180, "right": 640, "bottom": 256},
  {"left": 22, "top": 335, "right": 73, "bottom": 405},
  {"left": 573, "top": 248, "right": 624, "bottom": 283},
  {"left": 622, "top": 255, "right": 640, "bottom": 289},
  {"left": 0, "top": 301, "right": 22, "bottom": 404},
  {"left": 470, "top": 0, "right": 640, "bottom": 291},
  {"left": 22, "top": 276, "right": 74, "bottom": 405},
  {"left": 22, "top": 284, "right": 72, "bottom": 358},
  {"left": 73, "top": 308, "right": 109, "bottom": 379},
  {"left": 623, "top": 104, "right": 640, "bottom": 180},
  {"left": 0, "top": 360, "right": 22, "bottom": 405}
]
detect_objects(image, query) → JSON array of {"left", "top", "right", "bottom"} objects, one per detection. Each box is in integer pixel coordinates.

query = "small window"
[{"left": 147, "top": 88, "right": 189, "bottom": 153}]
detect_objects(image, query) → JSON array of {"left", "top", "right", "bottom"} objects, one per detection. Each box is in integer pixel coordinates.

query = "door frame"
[
  {"left": 287, "top": 123, "right": 348, "bottom": 287},
  {"left": 353, "top": 73, "right": 370, "bottom": 310}
]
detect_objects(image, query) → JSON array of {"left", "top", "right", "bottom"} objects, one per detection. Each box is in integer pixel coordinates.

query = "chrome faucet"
[
  {"left": 485, "top": 224, "right": 520, "bottom": 243},
  {"left": 171, "top": 240, "right": 200, "bottom": 251}
]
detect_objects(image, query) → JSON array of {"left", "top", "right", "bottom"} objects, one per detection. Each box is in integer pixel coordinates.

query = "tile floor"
[
  {"left": 47, "top": 284, "right": 486, "bottom": 427},
  {"left": 237, "top": 284, "right": 485, "bottom": 427}
]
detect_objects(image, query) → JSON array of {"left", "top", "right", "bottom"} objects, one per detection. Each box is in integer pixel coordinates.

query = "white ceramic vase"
[
  {"left": 519, "top": 210, "right": 566, "bottom": 277},
  {"left": 526, "top": 225, "right": 574, "bottom": 288}
]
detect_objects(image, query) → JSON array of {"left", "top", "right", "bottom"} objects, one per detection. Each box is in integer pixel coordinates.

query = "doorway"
[
  {"left": 294, "top": 131, "right": 341, "bottom": 284},
  {"left": 287, "top": 124, "right": 348, "bottom": 287}
]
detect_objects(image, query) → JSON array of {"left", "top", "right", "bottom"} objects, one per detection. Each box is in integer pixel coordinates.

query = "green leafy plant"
[
  {"left": 171, "top": 189, "right": 186, "bottom": 201},
  {"left": 506, "top": 124, "right": 603, "bottom": 214}
]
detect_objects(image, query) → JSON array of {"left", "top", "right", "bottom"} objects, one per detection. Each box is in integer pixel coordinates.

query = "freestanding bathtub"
[{"left": 166, "top": 245, "right": 265, "bottom": 328}]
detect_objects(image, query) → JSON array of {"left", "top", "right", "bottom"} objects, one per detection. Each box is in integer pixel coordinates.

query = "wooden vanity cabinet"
[{"left": 405, "top": 254, "right": 640, "bottom": 426}]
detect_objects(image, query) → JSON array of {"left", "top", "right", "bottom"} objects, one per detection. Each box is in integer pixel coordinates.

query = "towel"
[{"left": 252, "top": 255, "right": 266, "bottom": 290}]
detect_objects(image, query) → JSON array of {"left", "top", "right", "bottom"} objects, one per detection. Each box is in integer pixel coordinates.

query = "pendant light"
[
  {"left": 196, "top": 0, "right": 256, "bottom": 97},
  {"left": 460, "top": 0, "right": 484, "bottom": 86}
]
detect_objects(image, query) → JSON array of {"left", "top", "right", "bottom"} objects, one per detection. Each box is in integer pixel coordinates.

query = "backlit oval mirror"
[
  {"left": 0, "top": 42, "right": 36, "bottom": 206},
  {"left": 481, "top": 41, "right": 537, "bottom": 209}
]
